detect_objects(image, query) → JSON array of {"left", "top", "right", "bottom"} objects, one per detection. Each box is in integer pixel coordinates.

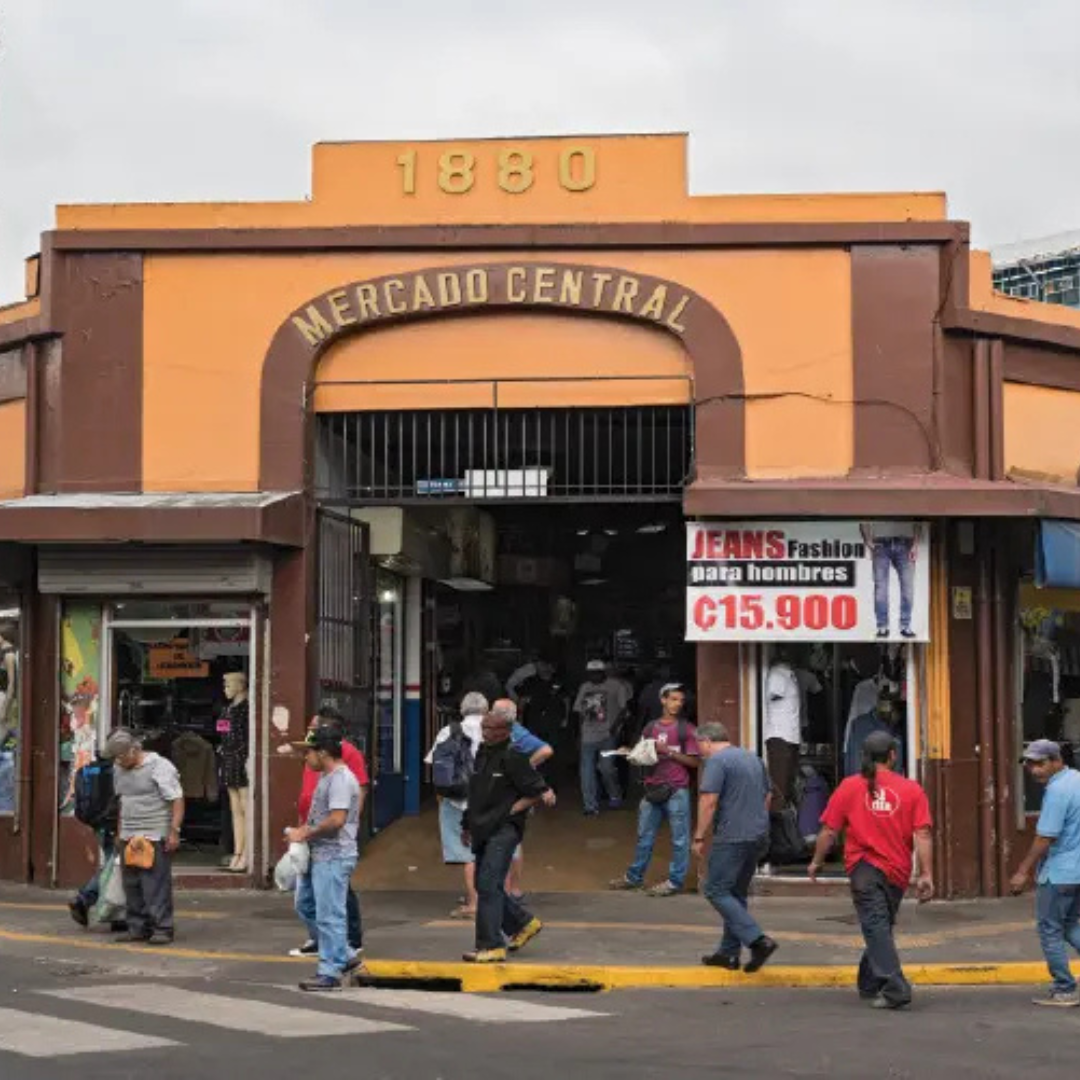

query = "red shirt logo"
[{"left": 865, "top": 785, "right": 900, "bottom": 817}]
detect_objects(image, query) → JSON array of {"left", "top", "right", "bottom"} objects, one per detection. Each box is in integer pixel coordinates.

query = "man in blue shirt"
[{"left": 1010, "top": 739, "right": 1080, "bottom": 1008}]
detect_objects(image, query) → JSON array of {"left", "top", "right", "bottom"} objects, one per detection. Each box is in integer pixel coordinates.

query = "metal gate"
[{"left": 315, "top": 510, "right": 376, "bottom": 837}]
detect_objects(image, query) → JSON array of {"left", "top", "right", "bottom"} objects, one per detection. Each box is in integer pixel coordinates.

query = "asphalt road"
[{"left": 0, "top": 951, "right": 1074, "bottom": 1080}]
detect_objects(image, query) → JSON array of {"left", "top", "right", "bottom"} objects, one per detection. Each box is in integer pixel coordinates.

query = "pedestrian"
[
  {"left": 611, "top": 685, "right": 698, "bottom": 897},
  {"left": 572, "top": 659, "right": 631, "bottom": 815},
  {"left": 103, "top": 728, "right": 184, "bottom": 946},
  {"left": 694, "top": 722, "right": 776, "bottom": 972},
  {"left": 1009, "top": 739, "right": 1080, "bottom": 1008},
  {"left": 425, "top": 691, "right": 487, "bottom": 919},
  {"left": 461, "top": 708, "right": 554, "bottom": 963},
  {"left": 808, "top": 730, "right": 933, "bottom": 1010},
  {"left": 68, "top": 753, "right": 125, "bottom": 931},
  {"left": 290, "top": 706, "right": 369, "bottom": 961},
  {"left": 287, "top": 726, "right": 364, "bottom": 991}
]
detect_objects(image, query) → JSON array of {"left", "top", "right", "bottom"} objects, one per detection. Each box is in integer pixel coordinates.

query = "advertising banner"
[{"left": 686, "top": 521, "right": 930, "bottom": 642}]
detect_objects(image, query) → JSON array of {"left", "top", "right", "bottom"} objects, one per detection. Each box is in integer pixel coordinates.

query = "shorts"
[{"left": 439, "top": 800, "right": 474, "bottom": 865}]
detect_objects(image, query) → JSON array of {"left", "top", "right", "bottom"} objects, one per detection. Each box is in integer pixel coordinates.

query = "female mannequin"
[{"left": 219, "top": 671, "right": 250, "bottom": 873}]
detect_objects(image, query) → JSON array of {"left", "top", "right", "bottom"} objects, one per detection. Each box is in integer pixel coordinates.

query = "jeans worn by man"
[
  {"left": 624, "top": 789, "right": 691, "bottom": 893},
  {"left": 473, "top": 821, "right": 533, "bottom": 952},
  {"left": 579, "top": 736, "right": 621, "bottom": 815},
  {"left": 850, "top": 860, "right": 911, "bottom": 1006}
]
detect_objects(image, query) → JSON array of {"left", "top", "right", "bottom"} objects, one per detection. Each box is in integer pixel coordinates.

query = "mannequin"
[{"left": 219, "top": 672, "right": 250, "bottom": 873}]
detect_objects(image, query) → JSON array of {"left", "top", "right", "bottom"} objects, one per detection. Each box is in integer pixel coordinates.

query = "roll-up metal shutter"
[{"left": 37, "top": 547, "right": 271, "bottom": 596}]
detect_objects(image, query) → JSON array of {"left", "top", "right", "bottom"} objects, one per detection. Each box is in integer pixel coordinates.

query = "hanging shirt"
[
  {"left": 763, "top": 662, "right": 801, "bottom": 745},
  {"left": 844, "top": 710, "right": 905, "bottom": 778}
]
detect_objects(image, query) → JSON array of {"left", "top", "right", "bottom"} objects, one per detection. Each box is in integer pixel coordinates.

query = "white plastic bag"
[
  {"left": 90, "top": 852, "right": 126, "bottom": 924},
  {"left": 626, "top": 738, "right": 659, "bottom": 767},
  {"left": 273, "top": 841, "right": 310, "bottom": 892}
]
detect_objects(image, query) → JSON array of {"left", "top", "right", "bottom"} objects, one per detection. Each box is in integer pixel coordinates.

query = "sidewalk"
[{"left": 0, "top": 881, "right": 1064, "bottom": 992}]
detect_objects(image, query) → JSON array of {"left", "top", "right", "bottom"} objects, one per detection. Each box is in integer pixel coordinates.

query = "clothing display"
[
  {"left": 844, "top": 710, "right": 905, "bottom": 778},
  {"left": 217, "top": 698, "right": 249, "bottom": 789},
  {"left": 170, "top": 732, "right": 218, "bottom": 801}
]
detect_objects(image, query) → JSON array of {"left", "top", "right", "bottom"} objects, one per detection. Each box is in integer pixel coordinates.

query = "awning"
[
  {"left": 1036, "top": 520, "right": 1080, "bottom": 588},
  {"left": 0, "top": 491, "right": 305, "bottom": 547},
  {"left": 684, "top": 472, "right": 1080, "bottom": 519}
]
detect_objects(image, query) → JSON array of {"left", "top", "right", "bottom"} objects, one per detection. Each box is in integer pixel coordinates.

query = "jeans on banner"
[{"left": 872, "top": 537, "right": 916, "bottom": 634}]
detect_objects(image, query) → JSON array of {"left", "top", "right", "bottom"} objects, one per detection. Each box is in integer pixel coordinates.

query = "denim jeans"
[
  {"left": 626, "top": 787, "right": 691, "bottom": 889},
  {"left": 474, "top": 822, "right": 532, "bottom": 951},
  {"left": 580, "top": 738, "right": 620, "bottom": 813},
  {"left": 1036, "top": 882, "right": 1080, "bottom": 994},
  {"left": 872, "top": 538, "right": 916, "bottom": 633},
  {"left": 78, "top": 828, "right": 115, "bottom": 907},
  {"left": 850, "top": 860, "right": 911, "bottom": 1006},
  {"left": 704, "top": 839, "right": 765, "bottom": 955},
  {"left": 296, "top": 856, "right": 358, "bottom": 979},
  {"left": 120, "top": 840, "right": 174, "bottom": 939}
]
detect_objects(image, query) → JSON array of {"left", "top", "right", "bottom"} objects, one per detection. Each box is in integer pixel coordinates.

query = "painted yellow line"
[
  {"left": 0, "top": 902, "right": 227, "bottom": 920},
  {"left": 0, "top": 926, "right": 1068, "bottom": 992}
]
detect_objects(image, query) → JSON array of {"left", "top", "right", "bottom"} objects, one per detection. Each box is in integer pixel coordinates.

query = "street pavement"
[{"left": 0, "top": 950, "right": 1076, "bottom": 1079}]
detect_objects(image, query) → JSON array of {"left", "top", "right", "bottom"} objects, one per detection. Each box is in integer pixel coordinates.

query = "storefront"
[{"left": 4, "top": 132, "right": 1080, "bottom": 894}]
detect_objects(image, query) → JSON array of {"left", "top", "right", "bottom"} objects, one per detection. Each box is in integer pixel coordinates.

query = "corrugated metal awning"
[{"left": 0, "top": 491, "right": 305, "bottom": 547}]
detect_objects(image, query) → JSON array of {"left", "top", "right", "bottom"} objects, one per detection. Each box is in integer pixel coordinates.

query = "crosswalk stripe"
[
  {"left": 39, "top": 985, "right": 412, "bottom": 1038},
  {"left": 0, "top": 1006, "right": 178, "bottom": 1058},
  {"left": 275, "top": 985, "right": 608, "bottom": 1023}
]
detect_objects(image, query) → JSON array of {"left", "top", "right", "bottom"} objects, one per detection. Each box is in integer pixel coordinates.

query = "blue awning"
[{"left": 1036, "top": 520, "right": 1080, "bottom": 588}]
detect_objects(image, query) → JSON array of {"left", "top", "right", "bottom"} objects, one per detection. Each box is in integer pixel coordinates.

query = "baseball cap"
[
  {"left": 102, "top": 728, "right": 140, "bottom": 759},
  {"left": 1022, "top": 739, "right": 1062, "bottom": 763},
  {"left": 586, "top": 659, "right": 607, "bottom": 672},
  {"left": 291, "top": 726, "right": 342, "bottom": 755},
  {"left": 863, "top": 730, "right": 898, "bottom": 757},
  {"left": 659, "top": 682, "right": 685, "bottom": 698}
]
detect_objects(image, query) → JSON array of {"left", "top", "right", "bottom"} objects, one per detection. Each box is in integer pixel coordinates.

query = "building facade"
[{"left": 3, "top": 133, "right": 1080, "bottom": 896}]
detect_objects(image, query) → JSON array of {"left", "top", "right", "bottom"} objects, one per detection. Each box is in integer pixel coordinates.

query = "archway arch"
[{"left": 259, "top": 261, "right": 745, "bottom": 489}]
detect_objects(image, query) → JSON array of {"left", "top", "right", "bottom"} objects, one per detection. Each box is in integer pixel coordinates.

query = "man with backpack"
[
  {"left": 610, "top": 685, "right": 699, "bottom": 896},
  {"left": 68, "top": 755, "right": 124, "bottom": 930},
  {"left": 426, "top": 692, "right": 487, "bottom": 919}
]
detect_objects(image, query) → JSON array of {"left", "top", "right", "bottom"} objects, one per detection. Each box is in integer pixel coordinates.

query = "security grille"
[{"left": 316, "top": 399, "right": 693, "bottom": 504}]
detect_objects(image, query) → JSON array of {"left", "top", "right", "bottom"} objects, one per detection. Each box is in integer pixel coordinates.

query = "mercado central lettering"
[{"left": 291, "top": 263, "right": 693, "bottom": 347}]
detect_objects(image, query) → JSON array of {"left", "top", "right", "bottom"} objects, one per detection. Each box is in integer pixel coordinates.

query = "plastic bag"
[
  {"left": 626, "top": 738, "right": 659, "bottom": 767},
  {"left": 273, "top": 841, "right": 310, "bottom": 892},
  {"left": 90, "top": 853, "right": 126, "bottom": 924}
]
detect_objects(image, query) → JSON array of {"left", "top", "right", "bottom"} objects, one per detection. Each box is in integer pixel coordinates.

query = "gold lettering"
[
  {"left": 532, "top": 267, "right": 556, "bottom": 303},
  {"left": 611, "top": 276, "right": 640, "bottom": 313},
  {"left": 465, "top": 269, "right": 489, "bottom": 304},
  {"left": 506, "top": 266, "right": 527, "bottom": 302},
  {"left": 412, "top": 274, "right": 436, "bottom": 311},
  {"left": 326, "top": 289, "right": 356, "bottom": 328},
  {"left": 437, "top": 272, "right": 462, "bottom": 306},
  {"left": 292, "top": 304, "right": 334, "bottom": 346},
  {"left": 383, "top": 278, "right": 407, "bottom": 315},
  {"left": 638, "top": 284, "right": 668, "bottom": 321},
  {"left": 590, "top": 272, "right": 614, "bottom": 308},
  {"left": 559, "top": 270, "right": 584, "bottom": 306},
  {"left": 665, "top": 294, "right": 690, "bottom": 334},
  {"left": 355, "top": 284, "right": 381, "bottom": 320}
]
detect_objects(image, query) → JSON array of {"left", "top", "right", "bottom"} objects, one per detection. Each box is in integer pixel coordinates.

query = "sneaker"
[
  {"left": 583, "top": 808, "right": 600, "bottom": 817},
  {"left": 701, "top": 953, "right": 741, "bottom": 970},
  {"left": 507, "top": 918, "right": 543, "bottom": 953},
  {"left": 147, "top": 931, "right": 174, "bottom": 946},
  {"left": 744, "top": 935, "right": 778, "bottom": 973},
  {"left": 607, "top": 799, "right": 624, "bottom": 810},
  {"left": 67, "top": 898, "right": 89, "bottom": 928},
  {"left": 462, "top": 947, "right": 507, "bottom": 963},
  {"left": 109, "top": 920, "right": 129, "bottom": 933},
  {"left": 870, "top": 994, "right": 910, "bottom": 1010},
  {"left": 1032, "top": 989, "right": 1080, "bottom": 1008},
  {"left": 900, "top": 628, "right": 916, "bottom": 640},
  {"left": 608, "top": 876, "right": 643, "bottom": 891},
  {"left": 299, "top": 974, "right": 342, "bottom": 992},
  {"left": 876, "top": 628, "right": 889, "bottom": 639},
  {"left": 646, "top": 880, "right": 680, "bottom": 897},
  {"left": 289, "top": 939, "right": 318, "bottom": 957},
  {"left": 115, "top": 929, "right": 151, "bottom": 943}
]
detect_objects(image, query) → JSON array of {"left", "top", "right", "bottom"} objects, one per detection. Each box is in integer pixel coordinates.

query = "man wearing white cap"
[
  {"left": 572, "top": 660, "right": 631, "bottom": 815},
  {"left": 1011, "top": 739, "right": 1080, "bottom": 1008}
]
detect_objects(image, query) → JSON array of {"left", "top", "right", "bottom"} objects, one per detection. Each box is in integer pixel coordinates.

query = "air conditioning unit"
[{"left": 463, "top": 468, "right": 550, "bottom": 499}]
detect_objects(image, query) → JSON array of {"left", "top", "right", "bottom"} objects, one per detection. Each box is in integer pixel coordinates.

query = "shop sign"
[
  {"left": 149, "top": 640, "right": 210, "bottom": 679},
  {"left": 685, "top": 521, "right": 931, "bottom": 642}
]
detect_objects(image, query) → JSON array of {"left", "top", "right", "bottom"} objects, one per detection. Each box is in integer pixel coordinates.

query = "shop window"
[
  {"left": 58, "top": 603, "right": 102, "bottom": 816},
  {"left": 110, "top": 600, "right": 252, "bottom": 622},
  {"left": 0, "top": 606, "right": 21, "bottom": 816}
]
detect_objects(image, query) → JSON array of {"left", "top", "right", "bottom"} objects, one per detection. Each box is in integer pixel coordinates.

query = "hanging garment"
[
  {"left": 170, "top": 732, "right": 218, "bottom": 801},
  {"left": 217, "top": 698, "right": 250, "bottom": 789},
  {"left": 796, "top": 771, "right": 831, "bottom": 838}
]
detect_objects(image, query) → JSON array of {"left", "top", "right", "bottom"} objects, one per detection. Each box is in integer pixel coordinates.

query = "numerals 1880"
[{"left": 395, "top": 146, "right": 597, "bottom": 196}]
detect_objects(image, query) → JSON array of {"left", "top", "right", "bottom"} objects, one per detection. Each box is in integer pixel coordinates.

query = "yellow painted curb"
[{"left": 0, "top": 927, "right": 1072, "bottom": 992}]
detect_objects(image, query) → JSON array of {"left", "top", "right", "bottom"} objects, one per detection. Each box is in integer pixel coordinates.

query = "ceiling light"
[
  {"left": 576, "top": 528, "right": 590, "bottom": 537},
  {"left": 603, "top": 528, "right": 619, "bottom": 537},
  {"left": 579, "top": 577, "right": 607, "bottom": 586},
  {"left": 637, "top": 523, "right": 667, "bottom": 534}
]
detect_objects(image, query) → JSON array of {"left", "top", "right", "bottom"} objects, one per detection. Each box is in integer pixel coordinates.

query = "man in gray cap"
[
  {"left": 1010, "top": 739, "right": 1080, "bottom": 1008},
  {"left": 103, "top": 728, "right": 184, "bottom": 945}
]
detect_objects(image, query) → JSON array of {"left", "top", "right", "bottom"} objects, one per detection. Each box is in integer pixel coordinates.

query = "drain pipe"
[{"left": 975, "top": 537, "right": 998, "bottom": 897}]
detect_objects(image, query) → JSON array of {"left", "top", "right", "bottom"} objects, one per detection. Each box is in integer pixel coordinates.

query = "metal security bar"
[{"left": 315, "top": 384, "right": 693, "bottom": 504}]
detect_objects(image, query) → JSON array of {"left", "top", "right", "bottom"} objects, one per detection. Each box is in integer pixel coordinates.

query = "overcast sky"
[{"left": 2, "top": 0, "right": 1079, "bottom": 301}]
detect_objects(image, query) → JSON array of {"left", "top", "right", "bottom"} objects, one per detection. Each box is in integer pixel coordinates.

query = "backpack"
[
  {"left": 74, "top": 758, "right": 116, "bottom": 830},
  {"left": 765, "top": 806, "right": 809, "bottom": 865},
  {"left": 431, "top": 721, "right": 474, "bottom": 799}
]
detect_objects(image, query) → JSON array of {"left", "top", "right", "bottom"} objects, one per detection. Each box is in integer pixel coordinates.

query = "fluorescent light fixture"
[
  {"left": 636, "top": 523, "right": 667, "bottom": 534},
  {"left": 579, "top": 577, "right": 607, "bottom": 586},
  {"left": 603, "top": 528, "right": 619, "bottom": 537},
  {"left": 438, "top": 577, "right": 494, "bottom": 592}
]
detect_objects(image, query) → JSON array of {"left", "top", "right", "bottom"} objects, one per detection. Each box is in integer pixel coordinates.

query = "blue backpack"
[
  {"left": 431, "top": 721, "right": 474, "bottom": 799},
  {"left": 74, "top": 758, "right": 116, "bottom": 830}
]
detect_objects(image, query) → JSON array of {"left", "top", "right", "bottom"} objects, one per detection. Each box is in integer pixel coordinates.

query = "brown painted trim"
[
  {"left": 0, "top": 496, "right": 305, "bottom": 546},
  {"left": 973, "top": 339, "right": 991, "bottom": 480},
  {"left": 684, "top": 475, "right": 1080, "bottom": 518},
  {"left": 0, "top": 315, "right": 55, "bottom": 351},
  {"left": 944, "top": 304, "right": 1080, "bottom": 353},
  {"left": 1003, "top": 346, "right": 1080, "bottom": 392},
  {"left": 988, "top": 339, "right": 1005, "bottom": 481},
  {"left": 47, "top": 220, "right": 970, "bottom": 254},
  {"left": 24, "top": 343, "right": 38, "bottom": 494},
  {"left": 259, "top": 261, "right": 746, "bottom": 490}
]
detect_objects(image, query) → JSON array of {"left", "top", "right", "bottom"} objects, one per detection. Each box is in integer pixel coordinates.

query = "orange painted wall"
[
  {"left": 0, "top": 401, "right": 26, "bottom": 499},
  {"left": 141, "top": 248, "right": 853, "bottom": 491},
  {"left": 1003, "top": 383, "right": 1080, "bottom": 481}
]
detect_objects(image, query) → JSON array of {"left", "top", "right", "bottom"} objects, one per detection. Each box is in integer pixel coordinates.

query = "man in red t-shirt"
[
  {"left": 290, "top": 707, "right": 369, "bottom": 959},
  {"left": 808, "top": 730, "right": 933, "bottom": 1010}
]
